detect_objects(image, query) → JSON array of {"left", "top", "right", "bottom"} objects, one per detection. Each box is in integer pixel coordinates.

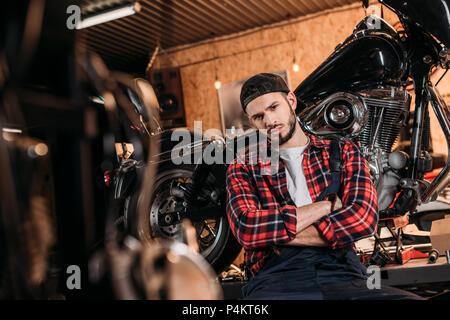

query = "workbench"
[{"left": 381, "top": 257, "right": 450, "bottom": 287}]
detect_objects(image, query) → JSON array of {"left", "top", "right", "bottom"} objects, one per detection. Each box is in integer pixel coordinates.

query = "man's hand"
[
  {"left": 284, "top": 225, "right": 329, "bottom": 247},
  {"left": 294, "top": 200, "right": 332, "bottom": 234},
  {"left": 324, "top": 193, "right": 343, "bottom": 211},
  {"left": 281, "top": 201, "right": 332, "bottom": 248}
]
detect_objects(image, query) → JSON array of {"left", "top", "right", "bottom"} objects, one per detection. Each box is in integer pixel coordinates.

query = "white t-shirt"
[{"left": 279, "top": 138, "right": 312, "bottom": 207}]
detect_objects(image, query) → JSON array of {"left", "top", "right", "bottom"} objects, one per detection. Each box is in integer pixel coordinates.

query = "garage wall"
[{"left": 152, "top": 2, "right": 449, "bottom": 153}]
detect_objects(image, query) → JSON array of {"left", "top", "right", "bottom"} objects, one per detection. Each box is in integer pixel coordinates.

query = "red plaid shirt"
[{"left": 226, "top": 132, "right": 378, "bottom": 277}]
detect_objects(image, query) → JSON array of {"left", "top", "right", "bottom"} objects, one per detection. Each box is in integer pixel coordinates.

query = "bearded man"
[{"left": 225, "top": 73, "right": 422, "bottom": 300}]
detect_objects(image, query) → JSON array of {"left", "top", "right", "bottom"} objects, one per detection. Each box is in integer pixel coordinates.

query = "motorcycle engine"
[
  {"left": 298, "top": 86, "right": 412, "bottom": 211},
  {"left": 356, "top": 86, "right": 411, "bottom": 210},
  {"left": 356, "top": 87, "right": 411, "bottom": 153}
]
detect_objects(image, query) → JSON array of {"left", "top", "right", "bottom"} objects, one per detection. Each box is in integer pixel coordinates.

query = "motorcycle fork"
[
  {"left": 388, "top": 68, "right": 434, "bottom": 216},
  {"left": 408, "top": 73, "right": 429, "bottom": 181},
  {"left": 401, "top": 71, "right": 450, "bottom": 208},
  {"left": 184, "top": 161, "right": 214, "bottom": 207},
  {"left": 421, "top": 81, "right": 450, "bottom": 203},
  {"left": 402, "top": 26, "right": 449, "bottom": 206}
]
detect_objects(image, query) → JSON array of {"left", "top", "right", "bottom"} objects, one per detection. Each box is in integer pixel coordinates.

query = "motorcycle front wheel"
[{"left": 124, "top": 165, "right": 242, "bottom": 274}]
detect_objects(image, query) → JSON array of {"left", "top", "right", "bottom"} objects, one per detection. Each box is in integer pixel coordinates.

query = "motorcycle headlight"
[{"left": 325, "top": 100, "right": 354, "bottom": 129}]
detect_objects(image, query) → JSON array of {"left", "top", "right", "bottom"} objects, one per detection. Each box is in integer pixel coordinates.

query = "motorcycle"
[
  {"left": 294, "top": 0, "right": 450, "bottom": 264},
  {"left": 116, "top": 0, "right": 450, "bottom": 272},
  {"left": 295, "top": 0, "right": 449, "bottom": 218},
  {"left": 110, "top": 79, "right": 242, "bottom": 274},
  {"left": 78, "top": 55, "right": 224, "bottom": 298}
]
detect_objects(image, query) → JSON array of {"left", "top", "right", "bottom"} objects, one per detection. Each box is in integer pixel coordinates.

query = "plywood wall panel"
[{"left": 180, "top": 61, "right": 221, "bottom": 132}]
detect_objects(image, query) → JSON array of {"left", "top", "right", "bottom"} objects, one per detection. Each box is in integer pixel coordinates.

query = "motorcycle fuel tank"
[{"left": 294, "top": 16, "right": 407, "bottom": 112}]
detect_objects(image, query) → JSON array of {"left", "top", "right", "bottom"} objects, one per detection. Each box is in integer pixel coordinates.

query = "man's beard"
[{"left": 269, "top": 109, "right": 297, "bottom": 146}]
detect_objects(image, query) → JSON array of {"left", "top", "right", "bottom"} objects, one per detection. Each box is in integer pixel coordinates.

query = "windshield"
[{"left": 382, "top": 0, "right": 450, "bottom": 47}]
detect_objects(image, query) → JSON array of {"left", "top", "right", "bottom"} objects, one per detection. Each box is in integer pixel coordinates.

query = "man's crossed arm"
[{"left": 285, "top": 201, "right": 334, "bottom": 247}]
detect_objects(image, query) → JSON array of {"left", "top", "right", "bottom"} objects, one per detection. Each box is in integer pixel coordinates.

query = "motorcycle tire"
[{"left": 124, "top": 164, "right": 242, "bottom": 274}]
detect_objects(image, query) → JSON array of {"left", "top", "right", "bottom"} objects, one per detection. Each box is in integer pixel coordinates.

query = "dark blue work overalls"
[{"left": 241, "top": 140, "right": 422, "bottom": 300}]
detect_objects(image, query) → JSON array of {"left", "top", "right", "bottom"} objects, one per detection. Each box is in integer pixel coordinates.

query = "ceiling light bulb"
[
  {"left": 34, "top": 143, "right": 49, "bottom": 156},
  {"left": 215, "top": 80, "right": 222, "bottom": 89},
  {"left": 76, "top": 2, "right": 141, "bottom": 29},
  {"left": 293, "top": 63, "right": 300, "bottom": 72}
]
